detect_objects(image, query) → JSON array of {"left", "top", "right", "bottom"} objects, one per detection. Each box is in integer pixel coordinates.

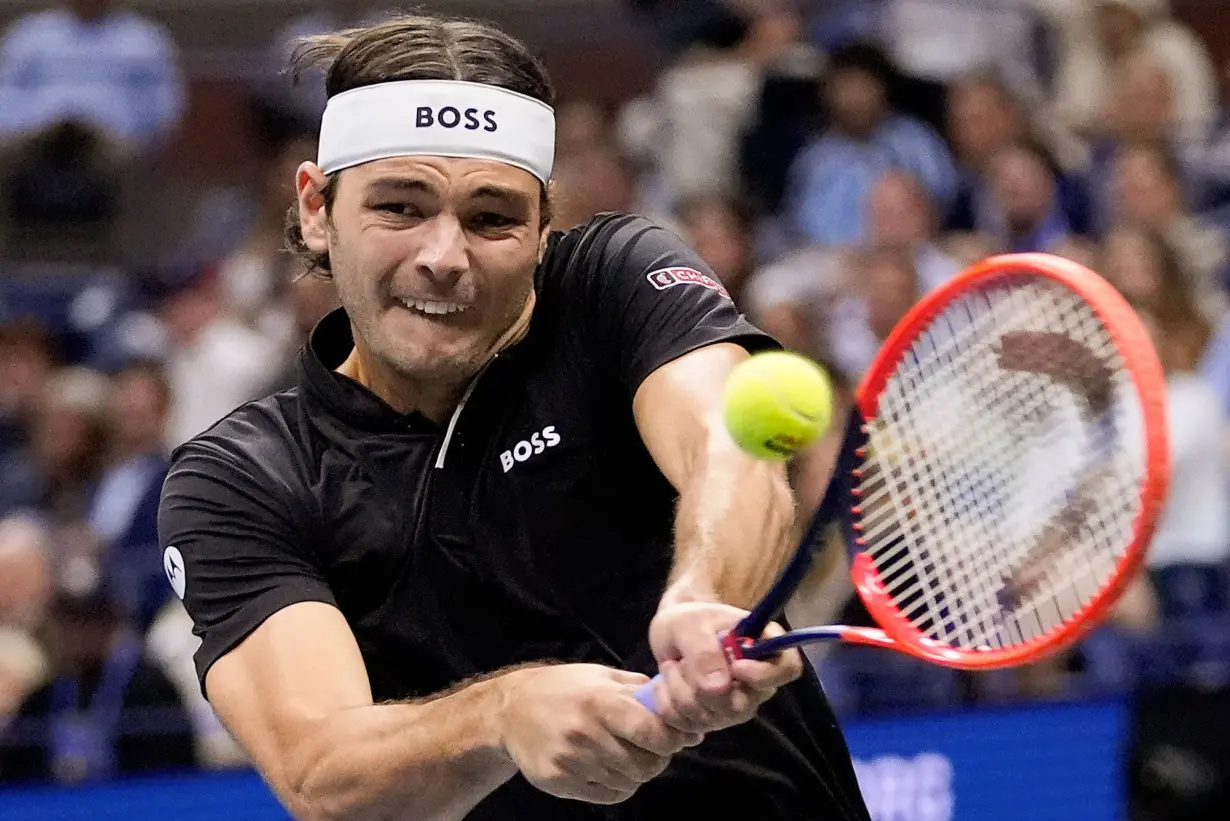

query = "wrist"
[
  {"left": 659, "top": 575, "right": 720, "bottom": 611},
  {"left": 482, "top": 673, "right": 522, "bottom": 772}
]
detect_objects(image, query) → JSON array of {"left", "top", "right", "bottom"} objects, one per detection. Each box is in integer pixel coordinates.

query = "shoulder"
[
  {"left": 885, "top": 114, "right": 945, "bottom": 143},
  {"left": 165, "top": 389, "right": 313, "bottom": 506},
  {"left": 540, "top": 212, "right": 694, "bottom": 291},
  {"left": 2, "top": 10, "right": 67, "bottom": 43},
  {"left": 546, "top": 212, "right": 675, "bottom": 266}
]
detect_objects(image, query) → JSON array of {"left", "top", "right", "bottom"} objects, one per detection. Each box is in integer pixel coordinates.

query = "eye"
[
  {"left": 374, "top": 202, "right": 421, "bottom": 217},
  {"left": 471, "top": 212, "right": 518, "bottom": 230}
]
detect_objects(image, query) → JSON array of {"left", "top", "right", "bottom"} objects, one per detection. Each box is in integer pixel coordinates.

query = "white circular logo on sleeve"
[{"left": 163, "top": 546, "right": 187, "bottom": 600}]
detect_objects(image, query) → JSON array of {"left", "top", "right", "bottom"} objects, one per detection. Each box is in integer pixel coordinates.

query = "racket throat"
[{"left": 722, "top": 631, "right": 754, "bottom": 662}]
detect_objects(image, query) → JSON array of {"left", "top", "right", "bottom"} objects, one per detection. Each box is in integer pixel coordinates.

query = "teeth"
[{"left": 400, "top": 298, "right": 467, "bottom": 316}]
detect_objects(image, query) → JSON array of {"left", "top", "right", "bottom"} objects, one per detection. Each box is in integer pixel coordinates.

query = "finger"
[
  {"left": 662, "top": 658, "right": 721, "bottom": 733},
  {"left": 609, "top": 682, "right": 705, "bottom": 755},
  {"left": 671, "top": 619, "right": 733, "bottom": 697},
  {"left": 730, "top": 653, "right": 803, "bottom": 692},
  {"left": 566, "top": 780, "right": 637, "bottom": 806},
  {"left": 575, "top": 727, "right": 670, "bottom": 784},
  {"left": 607, "top": 669, "right": 652, "bottom": 687}
]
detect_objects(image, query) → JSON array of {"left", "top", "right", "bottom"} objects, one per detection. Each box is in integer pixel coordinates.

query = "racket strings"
[{"left": 856, "top": 279, "right": 1145, "bottom": 652}]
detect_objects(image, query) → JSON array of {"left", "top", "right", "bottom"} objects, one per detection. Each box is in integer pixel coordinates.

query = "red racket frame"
[{"left": 847, "top": 252, "right": 1171, "bottom": 670}]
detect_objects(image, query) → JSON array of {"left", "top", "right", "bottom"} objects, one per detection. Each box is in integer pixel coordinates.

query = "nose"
[{"left": 414, "top": 214, "right": 469, "bottom": 289}]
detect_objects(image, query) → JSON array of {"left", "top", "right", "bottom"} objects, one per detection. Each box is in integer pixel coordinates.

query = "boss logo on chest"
[
  {"left": 500, "top": 426, "right": 561, "bottom": 472},
  {"left": 415, "top": 106, "right": 498, "bottom": 132}
]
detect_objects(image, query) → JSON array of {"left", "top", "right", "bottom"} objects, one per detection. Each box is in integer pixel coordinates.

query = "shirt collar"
[{"left": 297, "top": 307, "right": 440, "bottom": 433}]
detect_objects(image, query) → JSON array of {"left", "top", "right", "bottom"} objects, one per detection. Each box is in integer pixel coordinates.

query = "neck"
[{"left": 338, "top": 291, "right": 536, "bottom": 423}]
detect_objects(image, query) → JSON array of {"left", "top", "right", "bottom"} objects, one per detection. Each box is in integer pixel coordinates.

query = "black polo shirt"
[{"left": 158, "top": 213, "right": 870, "bottom": 820}]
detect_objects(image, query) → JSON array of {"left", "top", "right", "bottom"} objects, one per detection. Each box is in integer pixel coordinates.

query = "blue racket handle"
[{"left": 634, "top": 677, "right": 661, "bottom": 712}]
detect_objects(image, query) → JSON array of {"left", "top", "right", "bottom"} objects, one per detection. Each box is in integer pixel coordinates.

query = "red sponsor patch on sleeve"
[{"left": 645, "top": 267, "right": 730, "bottom": 298}]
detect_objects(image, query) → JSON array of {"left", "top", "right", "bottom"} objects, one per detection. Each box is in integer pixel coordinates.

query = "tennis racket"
[{"left": 636, "top": 252, "right": 1169, "bottom": 711}]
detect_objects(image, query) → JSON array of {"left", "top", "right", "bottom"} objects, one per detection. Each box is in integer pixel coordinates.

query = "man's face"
[
  {"left": 1111, "top": 146, "right": 1180, "bottom": 227},
  {"left": 989, "top": 147, "right": 1054, "bottom": 229},
  {"left": 947, "top": 82, "right": 1021, "bottom": 170},
  {"left": 826, "top": 68, "right": 887, "bottom": 137},
  {"left": 299, "top": 156, "right": 545, "bottom": 385},
  {"left": 867, "top": 173, "right": 932, "bottom": 247},
  {"left": 111, "top": 370, "right": 167, "bottom": 455}
]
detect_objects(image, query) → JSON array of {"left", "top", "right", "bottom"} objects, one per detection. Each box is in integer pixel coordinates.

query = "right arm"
[
  {"left": 211, "top": 603, "right": 695, "bottom": 821},
  {"left": 161, "top": 442, "right": 698, "bottom": 821},
  {"left": 205, "top": 601, "right": 516, "bottom": 821}
]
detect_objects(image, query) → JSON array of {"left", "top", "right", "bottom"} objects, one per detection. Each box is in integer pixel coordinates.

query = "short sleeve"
[
  {"left": 158, "top": 442, "right": 337, "bottom": 697},
  {"left": 565, "top": 214, "right": 779, "bottom": 391}
]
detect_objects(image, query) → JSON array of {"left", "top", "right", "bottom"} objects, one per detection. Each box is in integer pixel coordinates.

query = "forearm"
[
  {"left": 662, "top": 442, "right": 798, "bottom": 611},
  {"left": 286, "top": 675, "right": 519, "bottom": 821}
]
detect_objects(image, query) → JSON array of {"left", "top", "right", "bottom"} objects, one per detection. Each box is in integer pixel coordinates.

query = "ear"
[
  {"left": 297, "top": 162, "right": 332, "bottom": 256},
  {"left": 537, "top": 225, "right": 550, "bottom": 264}
]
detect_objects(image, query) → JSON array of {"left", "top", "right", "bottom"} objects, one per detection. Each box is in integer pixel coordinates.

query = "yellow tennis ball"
[{"left": 723, "top": 351, "right": 834, "bottom": 460}]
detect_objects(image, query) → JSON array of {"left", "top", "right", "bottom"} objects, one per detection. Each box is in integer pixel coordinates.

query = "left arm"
[
  {"left": 633, "top": 343, "right": 806, "bottom": 732},
  {"left": 633, "top": 342, "right": 798, "bottom": 610},
  {"left": 562, "top": 214, "right": 817, "bottom": 730}
]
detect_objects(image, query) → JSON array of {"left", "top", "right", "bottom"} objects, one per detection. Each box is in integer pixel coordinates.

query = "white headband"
[{"left": 317, "top": 79, "right": 556, "bottom": 184}]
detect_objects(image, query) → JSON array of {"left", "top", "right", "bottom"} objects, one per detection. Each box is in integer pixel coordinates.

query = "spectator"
[
  {"left": 1086, "top": 51, "right": 1186, "bottom": 229},
  {"left": 552, "top": 142, "right": 649, "bottom": 230},
  {"left": 824, "top": 243, "right": 921, "bottom": 384},
  {"left": 88, "top": 361, "right": 171, "bottom": 630},
  {"left": 212, "top": 127, "right": 317, "bottom": 343},
  {"left": 982, "top": 139, "right": 1077, "bottom": 254},
  {"left": 0, "top": 515, "right": 52, "bottom": 633},
  {"left": 864, "top": 169, "right": 961, "bottom": 292},
  {"left": 258, "top": 0, "right": 392, "bottom": 123},
  {"left": 618, "top": 0, "right": 806, "bottom": 210},
  {"left": 0, "top": 320, "right": 56, "bottom": 518},
  {"left": 155, "top": 268, "right": 283, "bottom": 450},
  {"left": 1188, "top": 58, "right": 1230, "bottom": 219},
  {"left": 256, "top": 274, "right": 340, "bottom": 397},
  {"left": 878, "top": 0, "right": 1046, "bottom": 130},
  {"left": 0, "top": 515, "right": 53, "bottom": 737},
  {"left": 0, "top": 0, "right": 184, "bottom": 152},
  {"left": 782, "top": 40, "right": 957, "bottom": 248},
  {"left": 1090, "top": 0, "right": 1216, "bottom": 146},
  {"left": 0, "top": 0, "right": 184, "bottom": 225},
  {"left": 0, "top": 628, "right": 47, "bottom": 734},
  {"left": 677, "top": 192, "right": 758, "bottom": 308},
  {"left": 1109, "top": 140, "right": 1229, "bottom": 322},
  {"left": 31, "top": 367, "right": 112, "bottom": 527},
  {"left": 945, "top": 70, "right": 1031, "bottom": 228},
  {"left": 555, "top": 98, "right": 614, "bottom": 160},
  {"left": 0, "top": 586, "right": 195, "bottom": 785},
  {"left": 144, "top": 600, "right": 247, "bottom": 771},
  {"left": 1098, "top": 226, "right": 1228, "bottom": 616}
]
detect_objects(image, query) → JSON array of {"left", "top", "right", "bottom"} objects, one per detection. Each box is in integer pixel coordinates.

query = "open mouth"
[{"left": 397, "top": 298, "right": 470, "bottom": 318}]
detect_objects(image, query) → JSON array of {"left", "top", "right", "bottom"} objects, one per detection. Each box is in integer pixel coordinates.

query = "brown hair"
[
  {"left": 284, "top": 14, "right": 557, "bottom": 278},
  {"left": 1108, "top": 224, "right": 1210, "bottom": 372}
]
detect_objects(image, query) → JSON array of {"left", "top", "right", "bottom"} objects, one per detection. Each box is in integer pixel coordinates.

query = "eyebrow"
[{"left": 364, "top": 177, "right": 533, "bottom": 210}]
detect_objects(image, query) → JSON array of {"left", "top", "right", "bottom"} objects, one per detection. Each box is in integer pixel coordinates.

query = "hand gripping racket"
[{"left": 636, "top": 253, "right": 1169, "bottom": 710}]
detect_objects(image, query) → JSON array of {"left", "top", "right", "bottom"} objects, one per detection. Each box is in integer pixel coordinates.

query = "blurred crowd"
[{"left": 0, "top": 0, "right": 1227, "bottom": 790}]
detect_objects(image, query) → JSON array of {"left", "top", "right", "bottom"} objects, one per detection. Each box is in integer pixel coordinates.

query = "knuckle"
[{"left": 562, "top": 725, "right": 590, "bottom": 747}]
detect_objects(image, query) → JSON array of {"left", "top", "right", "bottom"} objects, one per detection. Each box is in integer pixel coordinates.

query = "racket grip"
[
  {"left": 635, "top": 635, "right": 746, "bottom": 714},
  {"left": 634, "top": 676, "right": 661, "bottom": 713}
]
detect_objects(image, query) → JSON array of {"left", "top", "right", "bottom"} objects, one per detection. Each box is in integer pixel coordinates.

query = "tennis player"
[{"left": 157, "top": 13, "right": 870, "bottom": 821}]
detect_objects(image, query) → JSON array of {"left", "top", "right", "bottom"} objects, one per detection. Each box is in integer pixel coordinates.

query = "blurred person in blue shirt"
[
  {"left": 0, "top": 0, "right": 184, "bottom": 226},
  {"left": 89, "top": 361, "right": 171, "bottom": 631},
  {"left": 782, "top": 41, "right": 957, "bottom": 248},
  {"left": 0, "top": 585, "right": 195, "bottom": 785},
  {"left": 0, "top": 0, "right": 184, "bottom": 153},
  {"left": 981, "top": 138, "right": 1078, "bottom": 254}
]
